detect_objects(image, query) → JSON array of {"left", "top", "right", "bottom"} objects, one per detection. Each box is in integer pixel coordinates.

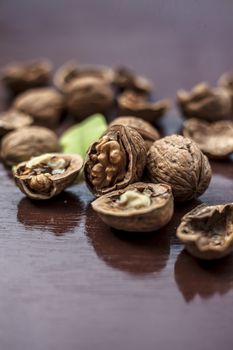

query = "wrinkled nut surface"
[
  {"left": 92, "top": 182, "right": 174, "bottom": 232},
  {"left": 113, "top": 67, "right": 153, "bottom": 93},
  {"left": 1, "top": 126, "right": 60, "bottom": 166},
  {"left": 147, "top": 135, "right": 212, "bottom": 202},
  {"left": 1, "top": 59, "right": 52, "bottom": 94},
  {"left": 13, "top": 88, "right": 64, "bottom": 128},
  {"left": 177, "top": 82, "right": 232, "bottom": 121},
  {"left": 84, "top": 125, "right": 147, "bottom": 196},
  {"left": 66, "top": 76, "right": 114, "bottom": 121},
  {"left": 118, "top": 90, "right": 170, "bottom": 123},
  {"left": 13, "top": 153, "right": 83, "bottom": 200},
  {"left": 176, "top": 203, "right": 233, "bottom": 260},
  {"left": 0, "top": 110, "right": 33, "bottom": 137},
  {"left": 183, "top": 118, "right": 233, "bottom": 159}
]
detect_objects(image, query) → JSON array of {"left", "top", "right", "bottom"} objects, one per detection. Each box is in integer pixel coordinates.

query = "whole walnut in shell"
[
  {"left": 13, "top": 88, "right": 65, "bottom": 128},
  {"left": 1, "top": 126, "right": 60, "bottom": 166},
  {"left": 113, "top": 66, "right": 153, "bottom": 94},
  {"left": 0, "top": 110, "right": 33, "bottom": 137},
  {"left": 84, "top": 125, "right": 147, "bottom": 197},
  {"left": 147, "top": 135, "right": 212, "bottom": 201}
]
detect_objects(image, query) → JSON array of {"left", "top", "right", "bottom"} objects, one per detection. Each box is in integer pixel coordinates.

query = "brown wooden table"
[{"left": 0, "top": 1, "right": 233, "bottom": 349}]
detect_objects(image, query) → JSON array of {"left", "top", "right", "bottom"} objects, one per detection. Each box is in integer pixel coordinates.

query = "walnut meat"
[
  {"left": 92, "top": 182, "right": 174, "bottom": 232},
  {"left": 147, "top": 135, "right": 212, "bottom": 201},
  {"left": 84, "top": 125, "right": 147, "bottom": 196},
  {"left": 13, "top": 88, "right": 65, "bottom": 128},
  {"left": 113, "top": 66, "right": 153, "bottom": 93},
  {"left": 0, "top": 110, "right": 33, "bottom": 137},
  {"left": 1, "top": 126, "right": 60, "bottom": 166},
  {"left": 176, "top": 203, "right": 233, "bottom": 260},
  {"left": 13, "top": 153, "right": 83, "bottom": 200}
]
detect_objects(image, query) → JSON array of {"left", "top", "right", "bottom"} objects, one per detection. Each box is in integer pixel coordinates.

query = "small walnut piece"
[
  {"left": 0, "top": 110, "right": 33, "bottom": 137},
  {"left": 183, "top": 118, "right": 233, "bottom": 159},
  {"left": 84, "top": 125, "right": 147, "bottom": 196},
  {"left": 176, "top": 203, "right": 233, "bottom": 260},
  {"left": 92, "top": 182, "right": 174, "bottom": 232},
  {"left": 1, "top": 126, "right": 60, "bottom": 166},
  {"left": 147, "top": 135, "right": 212, "bottom": 202},
  {"left": 113, "top": 66, "right": 153, "bottom": 93},
  {"left": 177, "top": 82, "right": 232, "bottom": 121},
  {"left": 13, "top": 153, "right": 83, "bottom": 200}
]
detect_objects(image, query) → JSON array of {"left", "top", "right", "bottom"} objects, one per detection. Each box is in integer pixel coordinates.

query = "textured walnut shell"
[
  {"left": 92, "top": 182, "right": 174, "bottom": 232},
  {"left": 1, "top": 126, "right": 60, "bottom": 166},
  {"left": 109, "top": 116, "right": 160, "bottom": 149},
  {"left": 183, "top": 118, "right": 233, "bottom": 159},
  {"left": 0, "top": 110, "right": 33, "bottom": 137},
  {"left": 147, "top": 135, "right": 212, "bottom": 202},
  {"left": 13, "top": 153, "right": 83, "bottom": 200},
  {"left": 176, "top": 203, "right": 233, "bottom": 260},
  {"left": 118, "top": 91, "right": 170, "bottom": 123},
  {"left": 84, "top": 125, "right": 147, "bottom": 196},
  {"left": 113, "top": 67, "right": 153, "bottom": 93},
  {"left": 177, "top": 82, "right": 232, "bottom": 121},
  {"left": 1, "top": 59, "right": 52, "bottom": 94},
  {"left": 13, "top": 88, "right": 65, "bottom": 128}
]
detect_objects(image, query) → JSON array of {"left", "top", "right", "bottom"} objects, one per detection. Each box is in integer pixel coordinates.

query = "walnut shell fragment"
[
  {"left": 177, "top": 82, "right": 232, "bottom": 121},
  {"left": 13, "top": 88, "right": 65, "bottom": 128},
  {"left": 176, "top": 203, "right": 233, "bottom": 260},
  {"left": 1, "top": 126, "right": 60, "bottom": 166},
  {"left": 147, "top": 135, "right": 212, "bottom": 202},
  {"left": 183, "top": 118, "right": 233, "bottom": 159},
  {"left": 0, "top": 110, "right": 33, "bottom": 137},
  {"left": 113, "top": 67, "right": 153, "bottom": 94},
  {"left": 13, "top": 153, "right": 83, "bottom": 200},
  {"left": 118, "top": 91, "right": 170, "bottom": 123},
  {"left": 84, "top": 125, "right": 147, "bottom": 196},
  {"left": 92, "top": 182, "right": 174, "bottom": 232},
  {"left": 1, "top": 59, "right": 52, "bottom": 94}
]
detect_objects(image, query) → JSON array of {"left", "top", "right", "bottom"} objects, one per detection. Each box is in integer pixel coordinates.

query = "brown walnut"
[
  {"left": 0, "top": 110, "right": 33, "bottom": 137},
  {"left": 113, "top": 66, "right": 153, "bottom": 93},
  {"left": 218, "top": 71, "right": 233, "bottom": 111}
]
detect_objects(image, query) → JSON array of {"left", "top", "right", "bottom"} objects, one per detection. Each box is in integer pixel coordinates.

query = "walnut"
[
  {"left": 183, "top": 118, "right": 233, "bottom": 159},
  {"left": 117, "top": 90, "right": 170, "bottom": 123},
  {"left": 1, "top": 59, "right": 52, "bottom": 94},
  {"left": 92, "top": 182, "right": 174, "bottom": 232},
  {"left": 177, "top": 82, "right": 232, "bottom": 121},
  {"left": 84, "top": 125, "right": 147, "bottom": 196},
  {"left": 13, "top": 87, "right": 65, "bottom": 128},
  {"left": 0, "top": 110, "right": 33, "bottom": 137},
  {"left": 147, "top": 135, "right": 212, "bottom": 202},
  {"left": 218, "top": 71, "right": 233, "bottom": 111},
  {"left": 13, "top": 153, "right": 83, "bottom": 200},
  {"left": 1, "top": 126, "right": 60, "bottom": 166},
  {"left": 176, "top": 203, "right": 233, "bottom": 260},
  {"left": 113, "top": 66, "right": 153, "bottom": 93}
]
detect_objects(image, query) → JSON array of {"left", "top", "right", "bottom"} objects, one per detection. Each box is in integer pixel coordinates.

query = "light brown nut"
[
  {"left": 1, "top": 126, "right": 60, "bottom": 166},
  {"left": 13, "top": 153, "right": 83, "bottom": 200},
  {"left": 84, "top": 125, "right": 147, "bottom": 196},
  {"left": 147, "top": 135, "right": 212, "bottom": 202},
  {"left": 92, "top": 182, "right": 174, "bottom": 232},
  {"left": 113, "top": 66, "right": 153, "bottom": 93},
  {"left": 117, "top": 90, "right": 170, "bottom": 123},
  {"left": 183, "top": 118, "right": 233, "bottom": 159},
  {"left": 1, "top": 59, "right": 52, "bottom": 94},
  {"left": 177, "top": 82, "right": 232, "bottom": 121},
  {"left": 176, "top": 203, "right": 233, "bottom": 260},
  {"left": 0, "top": 110, "right": 33, "bottom": 137}
]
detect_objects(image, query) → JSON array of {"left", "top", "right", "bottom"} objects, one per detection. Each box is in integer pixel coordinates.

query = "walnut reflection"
[
  {"left": 17, "top": 191, "right": 84, "bottom": 235},
  {"left": 85, "top": 204, "right": 170, "bottom": 275},
  {"left": 174, "top": 250, "right": 233, "bottom": 302}
]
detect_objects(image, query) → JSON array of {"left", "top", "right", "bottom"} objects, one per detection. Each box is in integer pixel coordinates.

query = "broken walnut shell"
[
  {"left": 113, "top": 66, "right": 153, "bottom": 94},
  {"left": 147, "top": 135, "right": 212, "bottom": 202},
  {"left": 176, "top": 203, "right": 233, "bottom": 260},
  {"left": 13, "top": 153, "right": 83, "bottom": 200},
  {"left": 183, "top": 118, "right": 233, "bottom": 159},
  {"left": 92, "top": 182, "right": 174, "bottom": 232},
  {"left": 84, "top": 125, "right": 147, "bottom": 197},
  {"left": 0, "top": 110, "right": 33, "bottom": 137}
]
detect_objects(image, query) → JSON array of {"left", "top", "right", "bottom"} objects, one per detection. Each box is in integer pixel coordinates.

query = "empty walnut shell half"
[
  {"left": 113, "top": 66, "right": 153, "bottom": 94},
  {"left": 183, "top": 118, "right": 233, "bottom": 159},
  {"left": 1, "top": 126, "right": 60, "bottom": 166},
  {"left": 0, "top": 110, "right": 33, "bottom": 137},
  {"left": 118, "top": 90, "right": 170, "bottom": 123},
  {"left": 177, "top": 82, "right": 232, "bottom": 121},
  {"left": 1, "top": 59, "right": 52, "bottom": 94},
  {"left": 13, "top": 153, "right": 83, "bottom": 200},
  {"left": 84, "top": 125, "right": 147, "bottom": 197},
  {"left": 176, "top": 203, "right": 233, "bottom": 260},
  {"left": 147, "top": 135, "right": 212, "bottom": 202},
  {"left": 92, "top": 182, "right": 174, "bottom": 232}
]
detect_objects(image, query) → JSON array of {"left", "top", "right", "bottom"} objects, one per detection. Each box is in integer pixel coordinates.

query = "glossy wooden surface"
[{"left": 0, "top": 1, "right": 233, "bottom": 350}]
